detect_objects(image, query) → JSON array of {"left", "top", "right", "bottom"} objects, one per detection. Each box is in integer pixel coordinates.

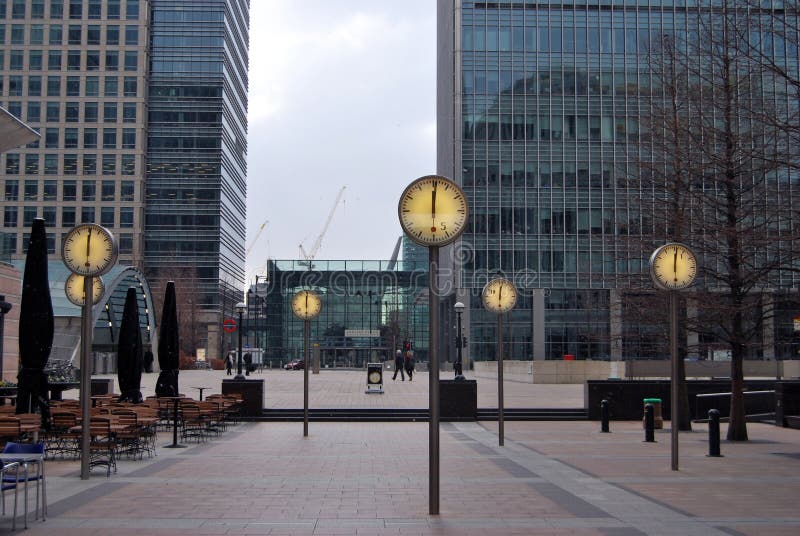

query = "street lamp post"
[
  {"left": 454, "top": 301, "right": 466, "bottom": 381},
  {"left": 234, "top": 302, "right": 246, "bottom": 379}
]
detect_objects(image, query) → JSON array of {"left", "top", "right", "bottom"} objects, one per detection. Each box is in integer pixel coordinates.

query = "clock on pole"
[
  {"left": 64, "top": 273, "right": 105, "bottom": 306},
  {"left": 292, "top": 289, "right": 322, "bottom": 437}
]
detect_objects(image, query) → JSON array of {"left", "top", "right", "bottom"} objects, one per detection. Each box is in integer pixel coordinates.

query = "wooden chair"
[
  {"left": 88, "top": 417, "right": 117, "bottom": 477},
  {"left": 0, "top": 418, "right": 22, "bottom": 448},
  {"left": 44, "top": 412, "right": 80, "bottom": 460}
]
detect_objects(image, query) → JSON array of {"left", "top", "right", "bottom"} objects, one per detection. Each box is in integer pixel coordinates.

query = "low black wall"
[
  {"left": 586, "top": 379, "right": 791, "bottom": 420},
  {"left": 776, "top": 382, "right": 800, "bottom": 426},
  {"left": 222, "top": 379, "right": 264, "bottom": 417},
  {"left": 440, "top": 379, "right": 477, "bottom": 421}
]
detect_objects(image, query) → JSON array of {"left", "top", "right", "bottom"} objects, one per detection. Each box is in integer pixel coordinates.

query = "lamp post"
[
  {"left": 234, "top": 302, "right": 246, "bottom": 379},
  {"left": 454, "top": 301, "right": 466, "bottom": 381}
]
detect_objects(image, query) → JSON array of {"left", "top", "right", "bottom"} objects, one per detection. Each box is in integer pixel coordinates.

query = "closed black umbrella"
[
  {"left": 16, "top": 218, "right": 54, "bottom": 426},
  {"left": 155, "top": 281, "right": 180, "bottom": 397},
  {"left": 117, "top": 287, "right": 143, "bottom": 403}
]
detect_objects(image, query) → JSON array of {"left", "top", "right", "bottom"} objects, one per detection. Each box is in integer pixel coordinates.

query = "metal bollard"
[
  {"left": 644, "top": 403, "right": 655, "bottom": 442},
  {"left": 601, "top": 399, "right": 610, "bottom": 433},
  {"left": 707, "top": 409, "right": 722, "bottom": 457}
]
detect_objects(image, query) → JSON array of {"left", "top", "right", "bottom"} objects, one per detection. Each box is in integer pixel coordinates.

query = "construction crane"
[
  {"left": 246, "top": 219, "right": 268, "bottom": 259},
  {"left": 299, "top": 186, "right": 346, "bottom": 264}
]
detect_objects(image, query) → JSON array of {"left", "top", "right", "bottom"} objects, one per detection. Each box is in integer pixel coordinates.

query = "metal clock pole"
[
  {"left": 304, "top": 318, "right": 310, "bottom": 437},
  {"left": 670, "top": 290, "right": 679, "bottom": 471},
  {"left": 428, "top": 245, "right": 440, "bottom": 515},
  {"left": 497, "top": 312, "right": 504, "bottom": 446},
  {"left": 80, "top": 275, "right": 94, "bottom": 480}
]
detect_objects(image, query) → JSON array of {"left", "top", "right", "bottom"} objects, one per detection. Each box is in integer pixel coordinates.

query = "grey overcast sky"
[{"left": 244, "top": 1, "right": 436, "bottom": 279}]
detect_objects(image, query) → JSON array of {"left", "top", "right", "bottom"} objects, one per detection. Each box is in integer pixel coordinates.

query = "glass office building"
[
  {"left": 438, "top": 0, "right": 799, "bottom": 362},
  {"left": 145, "top": 0, "right": 248, "bottom": 352}
]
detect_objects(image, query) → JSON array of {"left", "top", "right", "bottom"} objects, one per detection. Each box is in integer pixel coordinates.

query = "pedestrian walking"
[
  {"left": 404, "top": 350, "right": 415, "bottom": 382},
  {"left": 392, "top": 349, "right": 405, "bottom": 381},
  {"left": 225, "top": 354, "right": 233, "bottom": 375}
]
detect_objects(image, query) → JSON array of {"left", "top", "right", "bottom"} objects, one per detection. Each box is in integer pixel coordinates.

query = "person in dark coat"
[
  {"left": 224, "top": 355, "right": 233, "bottom": 375},
  {"left": 404, "top": 350, "right": 415, "bottom": 382},
  {"left": 392, "top": 349, "right": 405, "bottom": 381}
]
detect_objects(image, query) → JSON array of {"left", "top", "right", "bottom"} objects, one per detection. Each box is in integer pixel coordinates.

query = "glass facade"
[
  {"left": 439, "top": 0, "right": 800, "bottom": 362},
  {"left": 0, "top": 0, "right": 147, "bottom": 263},
  {"left": 240, "top": 260, "right": 430, "bottom": 369},
  {"left": 145, "top": 0, "right": 249, "bottom": 352}
]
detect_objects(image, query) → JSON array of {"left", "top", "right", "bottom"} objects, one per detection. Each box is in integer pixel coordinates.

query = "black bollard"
[
  {"left": 707, "top": 409, "right": 722, "bottom": 457},
  {"left": 601, "top": 399, "right": 610, "bottom": 433},
  {"left": 644, "top": 403, "right": 655, "bottom": 442}
]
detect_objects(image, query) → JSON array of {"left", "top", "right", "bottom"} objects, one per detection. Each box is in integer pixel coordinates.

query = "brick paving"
[{"left": 1, "top": 371, "right": 798, "bottom": 535}]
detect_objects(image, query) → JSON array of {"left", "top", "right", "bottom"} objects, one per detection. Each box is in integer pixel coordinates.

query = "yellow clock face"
[
  {"left": 292, "top": 290, "right": 322, "bottom": 320},
  {"left": 64, "top": 273, "right": 105, "bottom": 306},
  {"left": 62, "top": 224, "right": 118, "bottom": 276},
  {"left": 398, "top": 175, "right": 468, "bottom": 247},
  {"left": 482, "top": 278, "right": 517, "bottom": 313},
  {"left": 650, "top": 243, "right": 698, "bottom": 291},
  {"left": 368, "top": 371, "right": 382, "bottom": 384}
]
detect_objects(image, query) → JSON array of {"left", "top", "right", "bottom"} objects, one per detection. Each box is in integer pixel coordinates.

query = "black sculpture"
[
  {"left": 155, "top": 281, "right": 180, "bottom": 397},
  {"left": 117, "top": 288, "right": 144, "bottom": 403}
]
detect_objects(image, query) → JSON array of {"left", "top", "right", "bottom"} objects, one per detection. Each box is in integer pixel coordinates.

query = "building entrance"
[{"left": 319, "top": 346, "right": 389, "bottom": 369}]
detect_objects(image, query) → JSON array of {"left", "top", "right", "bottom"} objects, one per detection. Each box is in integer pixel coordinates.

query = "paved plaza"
[{"left": 1, "top": 370, "right": 798, "bottom": 535}]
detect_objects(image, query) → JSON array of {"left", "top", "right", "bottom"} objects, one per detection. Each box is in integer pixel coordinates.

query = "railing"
[{"left": 694, "top": 390, "right": 776, "bottom": 421}]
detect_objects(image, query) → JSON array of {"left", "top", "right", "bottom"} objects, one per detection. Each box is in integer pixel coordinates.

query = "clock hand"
[
  {"left": 85, "top": 228, "right": 92, "bottom": 267},
  {"left": 431, "top": 182, "right": 437, "bottom": 231},
  {"left": 498, "top": 284, "right": 503, "bottom": 305},
  {"left": 673, "top": 248, "right": 678, "bottom": 282}
]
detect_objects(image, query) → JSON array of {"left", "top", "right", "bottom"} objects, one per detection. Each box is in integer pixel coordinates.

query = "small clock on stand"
[
  {"left": 482, "top": 278, "right": 517, "bottom": 446},
  {"left": 292, "top": 290, "right": 322, "bottom": 437}
]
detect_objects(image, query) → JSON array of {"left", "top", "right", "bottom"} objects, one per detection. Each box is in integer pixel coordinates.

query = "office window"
[
  {"left": 124, "top": 51, "right": 137, "bottom": 71},
  {"left": 105, "top": 51, "right": 119, "bottom": 71},
  {"left": 120, "top": 207, "right": 133, "bottom": 228},
  {"left": 67, "top": 50, "right": 80, "bottom": 70},
  {"left": 68, "top": 24, "right": 81, "bottom": 44},
  {"left": 9, "top": 50, "right": 23, "bottom": 70},
  {"left": 104, "top": 76, "right": 118, "bottom": 96},
  {"left": 120, "top": 181, "right": 134, "bottom": 201},
  {"left": 11, "top": 0, "right": 24, "bottom": 19},
  {"left": 66, "top": 76, "right": 80, "bottom": 96},
  {"left": 4, "top": 180, "right": 19, "bottom": 201},
  {"left": 82, "top": 181, "right": 95, "bottom": 201},
  {"left": 64, "top": 128, "right": 78, "bottom": 148},
  {"left": 103, "top": 128, "right": 117, "bottom": 149},
  {"left": 102, "top": 154, "right": 116, "bottom": 175},
  {"left": 122, "top": 128, "right": 135, "bottom": 149},
  {"left": 44, "top": 154, "right": 58, "bottom": 175},
  {"left": 125, "top": 0, "right": 138, "bottom": 19},
  {"left": 46, "top": 75, "right": 61, "bottom": 96},
  {"left": 101, "top": 180, "right": 115, "bottom": 201},
  {"left": 82, "top": 154, "right": 96, "bottom": 174},
  {"left": 123, "top": 76, "right": 137, "bottom": 96},
  {"left": 87, "top": 0, "right": 100, "bottom": 19},
  {"left": 8, "top": 76, "right": 23, "bottom": 96},
  {"left": 50, "top": 0, "right": 63, "bottom": 18},
  {"left": 118, "top": 234, "right": 132, "bottom": 254},
  {"left": 30, "top": 24, "right": 44, "bottom": 44},
  {"left": 84, "top": 102, "right": 98, "bottom": 122},
  {"left": 86, "top": 51, "right": 99, "bottom": 71},
  {"left": 4, "top": 207, "right": 18, "bottom": 228},
  {"left": 107, "top": 0, "right": 120, "bottom": 19},
  {"left": 29, "top": 51, "right": 43, "bottom": 71},
  {"left": 28, "top": 76, "right": 42, "bottom": 96},
  {"left": 27, "top": 102, "right": 41, "bottom": 122},
  {"left": 49, "top": 25, "right": 62, "bottom": 44},
  {"left": 81, "top": 207, "right": 94, "bottom": 224},
  {"left": 100, "top": 207, "right": 114, "bottom": 227},
  {"left": 24, "top": 154, "right": 39, "bottom": 175},
  {"left": 47, "top": 50, "right": 62, "bottom": 70},
  {"left": 85, "top": 76, "right": 99, "bottom": 96},
  {"left": 65, "top": 102, "right": 79, "bottom": 122},
  {"left": 125, "top": 25, "right": 138, "bottom": 45},
  {"left": 104, "top": 103, "right": 117, "bottom": 122},
  {"left": 10, "top": 25, "right": 25, "bottom": 44},
  {"left": 24, "top": 180, "right": 38, "bottom": 201},
  {"left": 121, "top": 154, "right": 134, "bottom": 175},
  {"left": 46, "top": 102, "right": 60, "bottom": 122},
  {"left": 31, "top": 0, "right": 44, "bottom": 18},
  {"left": 87, "top": 25, "right": 100, "bottom": 45},
  {"left": 23, "top": 207, "right": 37, "bottom": 227},
  {"left": 106, "top": 25, "right": 119, "bottom": 45},
  {"left": 5, "top": 155, "right": 20, "bottom": 175},
  {"left": 62, "top": 180, "right": 77, "bottom": 201},
  {"left": 63, "top": 154, "right": 77, "bottom": 175},
  {"left": 43, "top": 180, "right": 57, "bottom": 201},
  {"left": 43, "top": 206, "right": 56, "bottom": 227},
  {"left": 6, "top": 103, "right": 21, "bottom": 120},
  {"left": 69, "top": 0, "right": 81, "bottom": 19},
  {"left": 83, "top": 128, "right": 97, "bottom": 148},
  {"left": 61, "top": 207, "right": 75, "bottom": 227},
  {"left": 120, "top": 103, "right": 136, "bottom": 123}
]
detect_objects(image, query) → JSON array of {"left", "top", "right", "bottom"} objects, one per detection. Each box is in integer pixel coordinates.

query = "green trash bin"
[{"left": 643, "top": 398, "right": 663, "bottom": 429}]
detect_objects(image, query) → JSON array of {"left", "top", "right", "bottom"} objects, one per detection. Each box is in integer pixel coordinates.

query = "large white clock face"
[
  {"left": 292, "top": 290, "right": 322, "bottom": 320},
  {"left": 650, "top": 243, "right": 698, "bottom": 291},
  {"left": 398, "top": 175, "right": 468, "bottom": 247},
  {"left": 64, "top": 273, "right": 105, "bottom": 306},
  {"left": 482, "top": 278, "right": 518, "bottom": 313},
  {"left": 62, "top": 224, "right": 118, "bottom": 276}
]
